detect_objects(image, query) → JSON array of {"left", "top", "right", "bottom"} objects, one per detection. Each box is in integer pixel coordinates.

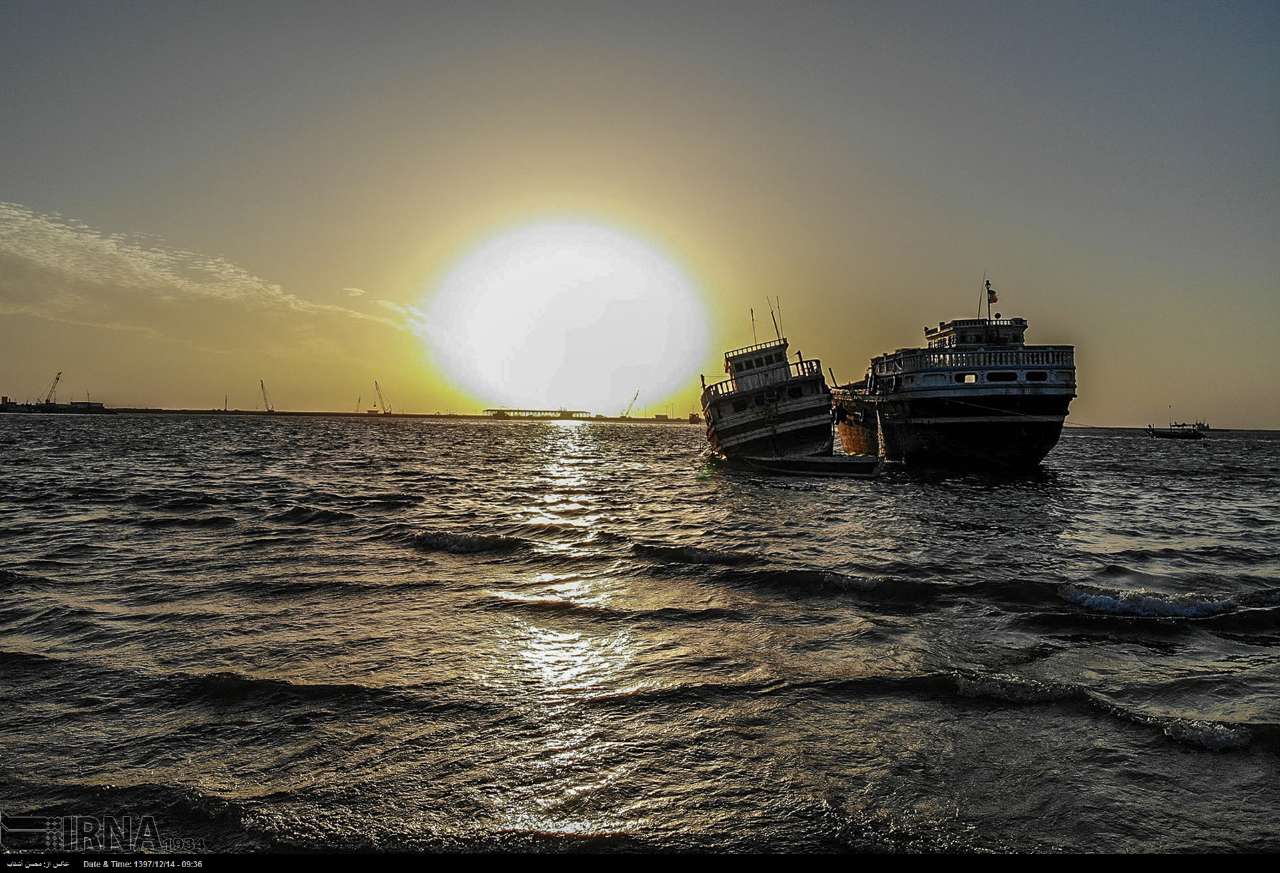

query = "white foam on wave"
[{"left": 1059, "top": 583, "right": 1236, "bottom": 618}]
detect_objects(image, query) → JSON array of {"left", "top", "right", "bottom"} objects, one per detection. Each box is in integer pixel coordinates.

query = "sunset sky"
[{"left": 1, "top": 1, "right": 1277, "bottom": 426}]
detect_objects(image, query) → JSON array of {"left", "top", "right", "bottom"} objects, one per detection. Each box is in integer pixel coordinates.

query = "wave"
[
  {"left": 357, "top": 492, "right": 423, "bottom": 508},
  {"left": 220, "top": 575, "right": 446, "bottom": 600},
  {"left": 268, "top": 505, "right": 358, "bottom": 525},
  {"left": 714, "top": 567, "right": 941, "bottom": 603},
  {"left": 128, "top": 490, "right": 218, "bottom": 509},
  {"left": 405, "top": 529, "right": 532, "bottom": 555},
  {"left": 632, "top": 542, "right": 756, "bottom": 566},
  {"left": 952, "top": 578, "right": 1066, "bottom": 607},
  {"left": 1104, "top": 544, "right": 1277, "bottom": 565},
  {"left": 1058, "top": 583, "right": 1236, "bottom": 618},
  {"left": 0, "top": 651, "right": 486, "bottom": 723},
  {"left": 951, "top": 576, "right": 1280, "bottom": 631},
  {"left": 1089, "top": 695, "right": 1272, "bottom": 752},
  {"left": 136, "top": 514, "right": 238, "bottom": 529},
  {"left": 0, "top": 648, "right": 63, "bottom": 672},
  {"left": 64, "top": 485, "right": 129, "bottom": 504},
  {"left": 0, "top": 568, "right": 44, "bottom": 588},
  {"left": 0, "top": 601, "right": 106, "bottom": 637},
  {"left": 479, "top": 592, "right": 743, "bottom": 623},
  {"left": 159, "top": 670, "right": 494, "bottom": 719},
  {"left": 2, "top": 776, "right": 265, "bottom": 851},
  {"left": 584, "top": 668, "right": 1278, "bottom": 753},
  {"left": 1199, "top": 605, "right": 1280, "bottom": 631}
]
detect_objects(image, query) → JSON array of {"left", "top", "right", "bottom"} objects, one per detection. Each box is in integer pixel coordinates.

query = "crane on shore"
[
  {"left": 42, "top": 371, "right": 62, "bottom": 405},
  {"left": 374, "top": 381, "right": 390, "bottom": 415},
  {"left": 260, "top": 380, "right": 274, "bottom": 413},
  {"left": 622, "top": 389, "right": 639, "bottom": 418}
]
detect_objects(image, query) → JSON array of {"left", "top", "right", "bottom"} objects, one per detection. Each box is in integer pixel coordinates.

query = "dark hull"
[
  {"left": 881, "top": 417, "right": 1065, "bottom": 469},
  {"left": 711, "top": 421, "right": 833, "bottom": 459},
  {"left": 836, "top": 392, "right": 1071, "bottom": 470}
]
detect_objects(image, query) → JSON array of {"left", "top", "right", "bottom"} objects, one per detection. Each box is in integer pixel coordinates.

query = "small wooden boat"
[
  {"left": 1148, "top": 425, "right": 1205, "bottom": 440},
  {"left": 741, "top": 453, "right": 882, "bottom": 478}
]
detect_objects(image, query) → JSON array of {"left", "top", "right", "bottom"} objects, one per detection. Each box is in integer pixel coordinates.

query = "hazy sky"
[{"left": 2, "top": 1, "right": 1277, "bottom": 425}]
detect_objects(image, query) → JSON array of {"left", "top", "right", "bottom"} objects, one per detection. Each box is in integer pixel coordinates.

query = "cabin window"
[
  {"left": 732, "top": 398, "right": 748, "bottom": 413},
  {"left": 955, "top": 373, "right": 977, "bottom": 384},
  {"left": 787, "top": 385, "right": 803, "bottom": 399},
  {"left": 733, "top": 362, "right": 744, "bottom": 373},
  {"left": 987, "top": 371, "right": 1017, "bottom": 382},
  {"left": 1025, "top": 371, "right": 1048, "bottom": 382}
]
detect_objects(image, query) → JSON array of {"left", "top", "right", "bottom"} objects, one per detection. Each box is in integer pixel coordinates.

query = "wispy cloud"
[
  {"left": 0, "top": 202, "right": 403, "bottom": 338},
  {"left": 343, "top": 287, "right": 366, "bottom": 297},
  {"left": 376, "top": 299, "right": 429, "bottom": 336}
]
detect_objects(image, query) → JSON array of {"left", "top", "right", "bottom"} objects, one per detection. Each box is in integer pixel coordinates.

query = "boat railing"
[
  {"left": 873, "top": 347, "right": 1074, "bottom": 377},
  {"left": 724, "top": 337, "right": 789, "bottom": 359},
  {"left": 925, "top": 317, "right": 1025, "bottom": 334},
  {"left": 703, "top": 358, "right": 823, "bottom": 398}
]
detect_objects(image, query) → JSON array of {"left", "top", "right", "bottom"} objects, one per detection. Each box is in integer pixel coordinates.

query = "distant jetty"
[
  {"left": 0, "top": 396, "right": 114, "bottom": 415},
  {"left": 0, "top": 402, "right": 699, "bottom": 425}
]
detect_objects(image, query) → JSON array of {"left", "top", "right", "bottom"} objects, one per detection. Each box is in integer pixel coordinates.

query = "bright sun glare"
[{"left": 423, "top": 221, "right": 710, "bottom": 413}]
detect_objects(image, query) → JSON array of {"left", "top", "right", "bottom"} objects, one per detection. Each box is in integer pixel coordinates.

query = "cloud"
[
  {"left": 376, "top": 299, "right": 429, "bottom": 336},
  {"left": 0, "top": 202, "right": 403, "bottom": 340},
  {"left": 343, "top": 287, "right": 366, "bottom": 297}
]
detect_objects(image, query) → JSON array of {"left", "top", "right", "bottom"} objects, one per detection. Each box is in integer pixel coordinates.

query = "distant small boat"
[
  {"left": 1148, "top": 423, "right": 1206, "bottom": 440},
  {"left": 741, "top": 454, "right": 882, "bottom": 478}
]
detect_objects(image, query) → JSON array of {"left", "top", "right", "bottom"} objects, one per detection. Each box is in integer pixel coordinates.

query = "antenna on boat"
[
  {"left": 750, "top": 308, "right": 757, "bottom": 343},
  {"left": 978, "top": 271, "right": 987, "bottom": 319},
  {"left": 766, "top": 297, "right": 781, "bottom": 341},
  {"left": 774, "top": 297, "right": 784, "bottom": 338}
]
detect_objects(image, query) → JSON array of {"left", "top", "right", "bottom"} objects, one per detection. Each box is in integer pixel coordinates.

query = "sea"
[{"left": 1, "top": 414, "right": 1278, "bottom": 853}]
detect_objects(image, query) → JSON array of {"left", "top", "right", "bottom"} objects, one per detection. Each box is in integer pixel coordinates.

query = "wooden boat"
[
  {"left": 700, "top": 337, "right": 834, "bottom": 459},
  {"left": 832, "top": 303, "right": 1075, "bottom": 470}
]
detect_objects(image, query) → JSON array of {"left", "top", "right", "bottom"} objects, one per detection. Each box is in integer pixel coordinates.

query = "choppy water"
[{"left": 2, "top": 415, "right": 1279, "bottom": 852}]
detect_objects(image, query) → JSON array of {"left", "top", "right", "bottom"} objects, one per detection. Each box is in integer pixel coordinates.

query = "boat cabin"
[
  {"left": 722, "top": 338, "right": 792, "bottom": 393},
  {"left": 700, "top": 335, "right": 834, "bottom": 459},
  {"left": 925, "top": 318, "right": 1028, "bottom": 349}
]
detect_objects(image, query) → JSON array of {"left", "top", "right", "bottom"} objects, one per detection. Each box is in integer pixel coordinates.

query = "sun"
[{"left": 421, "top": 220, "right": 710, "bottom": 413}]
